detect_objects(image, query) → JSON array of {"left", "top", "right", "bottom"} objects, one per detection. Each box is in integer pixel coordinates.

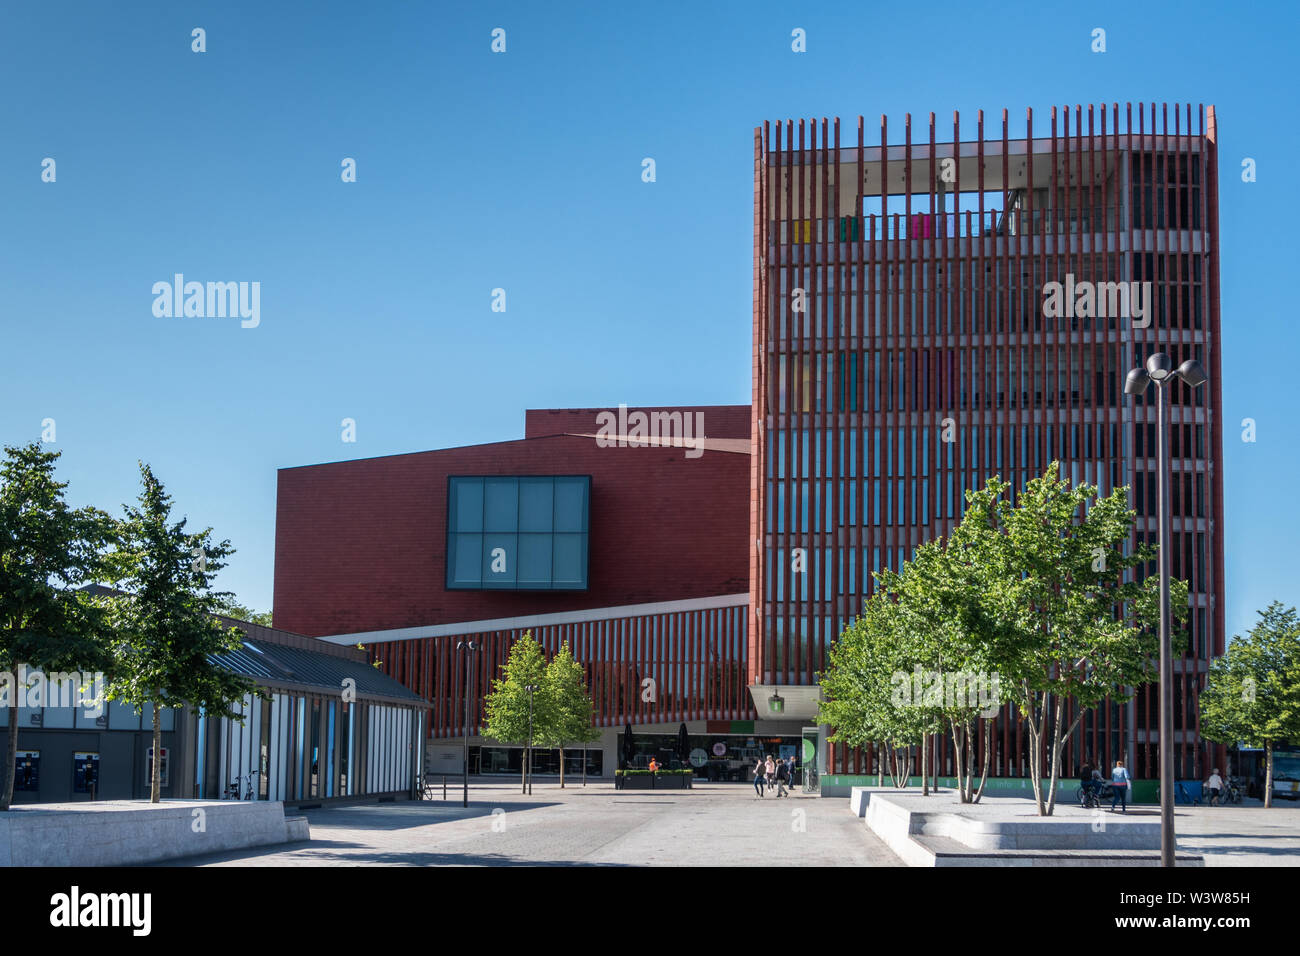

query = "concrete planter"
[
  {"left": 0, "top": 799, "right": 309, "bottom": 867},
  {"left": 615, "top": 773, "right": 693, "bottom": 790}
]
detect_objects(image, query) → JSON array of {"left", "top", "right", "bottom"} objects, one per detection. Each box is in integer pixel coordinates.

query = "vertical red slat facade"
[{"left": 753, "top": 105, "right": 1225, "bottom": 783}]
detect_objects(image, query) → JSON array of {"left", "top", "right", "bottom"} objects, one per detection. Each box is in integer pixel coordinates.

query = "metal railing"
[{"left": 773, "top": 207, "right": 1120, "bottom": 245}]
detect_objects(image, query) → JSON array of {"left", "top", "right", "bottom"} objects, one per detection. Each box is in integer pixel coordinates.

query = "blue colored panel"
[
  {"left": 449, "top": 534, "right": 483, "bottom": 587},
  {"left": 552, "top": 533, "right": 588, "bottom": 588},
  {"left": 554, "top": 477, "right": 589, "bottom": 532},
  {"left": 517, "top": 533, "right": 553, "bottom": 585},
  {"left": 481, "top": 533, "right": 517, "bottom": 587},
  {"left": 518, "top": 478, "right": 554, "bottom": 532},
  {"left": 449, "top": 478, "right": 484, "bottom": 533},
  {"left": 483, "top": 479, "right": 518, "bottom": 532}
]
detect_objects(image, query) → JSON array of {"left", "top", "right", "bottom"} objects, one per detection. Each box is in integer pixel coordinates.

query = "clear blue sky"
[{"left": 1, "top": 1, "right": 1294, "bottom": 640}]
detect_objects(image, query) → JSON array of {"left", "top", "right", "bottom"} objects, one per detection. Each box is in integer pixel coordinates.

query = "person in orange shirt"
[{"left": 648, "top": 758, "right": 659, "bottom": 772}]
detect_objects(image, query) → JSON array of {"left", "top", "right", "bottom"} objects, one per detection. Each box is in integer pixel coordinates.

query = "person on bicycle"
[
  {"left": 1206, "top": 768, "right": 1225, "bottom": 806},
  {"left": 1078, "top": 759, "right": 1099, "bottom": 802}
]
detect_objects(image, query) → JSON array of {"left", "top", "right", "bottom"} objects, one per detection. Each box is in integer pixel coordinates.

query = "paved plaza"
[
  {"left": 161, "top": 782, "right": 1300, "bottom": 867},
  {"left": 167, "top": 781, "right": 902, "bottom": 867}
]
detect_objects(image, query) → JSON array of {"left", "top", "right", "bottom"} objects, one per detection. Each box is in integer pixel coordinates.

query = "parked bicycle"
[
  {"left": 224, "top": 770, "right": 260, "bottom": 800},
  {"left": 1076, "top": 782, "right": 1115, "bottom": 809}
]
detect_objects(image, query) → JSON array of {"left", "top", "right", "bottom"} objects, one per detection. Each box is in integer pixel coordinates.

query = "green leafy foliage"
[
  {"left": 1200, "top": 602, "right": 1300, "bottom": 807},
  {"left": 0, "top": 443, "right": 117, "bottom": 810},
  {"left": 105, "top": 462, "right": 259, "bottom": 802},
  {"left": 818, "top": 462, "right": 1187, "bottom": 814},
  {"left": 536, "top": 641, "right": 600, "bottom": 787}
]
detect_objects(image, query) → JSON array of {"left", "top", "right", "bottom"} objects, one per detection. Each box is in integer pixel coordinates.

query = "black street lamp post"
[
  {"left": 1124, "top": 352, "right": 1208, "bottom": 868},
  {"left": 457, "top": 640, "right": 479, "bottom": 808}
]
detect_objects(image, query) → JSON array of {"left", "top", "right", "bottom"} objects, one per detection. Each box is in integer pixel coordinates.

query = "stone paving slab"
[{"left": 163, "top": 783, "right": 904, "bottom": 867}]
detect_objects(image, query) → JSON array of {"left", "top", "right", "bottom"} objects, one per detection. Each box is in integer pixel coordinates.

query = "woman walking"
[
  {"left": 764, "top": 755, "right": 777, "bottom": 795},
  {"left": 1110, "top": 759, "right": 1132, "bottom": 813},
  {"left": 753, "top": 757, "right": 766, "bottom": 798}
]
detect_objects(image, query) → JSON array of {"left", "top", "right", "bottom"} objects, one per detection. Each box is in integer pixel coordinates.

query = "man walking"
[{"left": 774, "top": 755, "right": 789, "bottom": 797}]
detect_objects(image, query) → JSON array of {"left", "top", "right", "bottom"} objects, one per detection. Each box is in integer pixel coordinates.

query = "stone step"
[{"left": 913, "top": 833, "right": 1204, "bottom": 867}]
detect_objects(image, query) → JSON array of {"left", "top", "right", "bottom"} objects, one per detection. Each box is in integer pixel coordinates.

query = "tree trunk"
[
  {"left": 1045, "top": 694, "right": 1064, "bottom": 816},
  {"left": 1263, "top": 738, "right": 1274, "bottom": 806},
  {"left": 150, "top": 705, "right": 162, "bottom": 803},
  {"left": 922, "top": 732, "right": 929, "bottom": 796},
  {"left": 964, "top": 720, "right": 975, "bottom": 801},
  {"left": 1, "top": 698, "right": 17, "bottom": 811},
  {"left": 558, "top": 745, "right": 565, "bottom": 789},
  {"left": 933, "top": 734, "right": 939, "bottom": 792},
  {"left": 582, "top": 744, "right": 587, "bottom": 787},
  {"left": 949, "top": 721, "right": 964, "bottom": 802},
  {"left": 521, "top": 749, "right": 527, "bottom": 794},
  {"left": 973, "top": 718, "right": 993, "bottom": 803},
  {"left": 876, "top": 743, "right": 883, "bottom": 787},
  {"left": 1026, "top": 689, "right": 1047, "bottom": 815}
]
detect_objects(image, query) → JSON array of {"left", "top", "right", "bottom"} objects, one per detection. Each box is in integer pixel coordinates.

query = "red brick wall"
[
  {"left": 273, "top": 430, "right": 750, "bottom": 637},
  {"left": 523, "top": 405, "right": 751, "bottom": 440}
]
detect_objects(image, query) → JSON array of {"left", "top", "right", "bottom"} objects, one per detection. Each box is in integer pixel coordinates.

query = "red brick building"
[
  {"left": 753, "top": 103, "right": 1226, "bottom": 783},
  {"left": 272, "top": 406, "right": 808, "bottom": 779},
  {"left": 274, "top": 102, "right": 1225, "bottom": 787}
]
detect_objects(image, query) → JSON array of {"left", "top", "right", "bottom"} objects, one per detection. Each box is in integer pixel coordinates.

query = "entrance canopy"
[{"left": 747, "top": 684, "right": 822, "bottom": 721}]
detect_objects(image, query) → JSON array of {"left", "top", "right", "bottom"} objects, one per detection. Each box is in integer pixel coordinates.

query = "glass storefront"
[
  {"left": 470, "top": 745, "right": 603, "bottom": 777},
  {"left": 620, "top": 733, "right": 804, "bottom": 782}
]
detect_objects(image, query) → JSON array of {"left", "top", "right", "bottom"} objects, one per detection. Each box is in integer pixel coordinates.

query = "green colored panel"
[{"left": 729, "top": 721, "right": 754, "bottom": 734}]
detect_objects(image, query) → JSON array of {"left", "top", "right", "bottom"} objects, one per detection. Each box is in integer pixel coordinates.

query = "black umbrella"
[
  {"left": 677, "top": 723, "right": 691, "bottom": 767},
  {"left": 622, "top": 722, "right": 636, "bottom": 770}
]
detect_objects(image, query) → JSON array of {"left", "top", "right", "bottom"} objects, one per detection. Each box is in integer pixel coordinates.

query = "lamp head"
[
  {"left": 1175, "top": 358, "right": 1208, "bottom": 389},
  {"left": 1123, "top": 367, "right": 1151, "bottom": 396},
  {"left": 1145, "top": 352, "right": 1173, "bottom": 382}
]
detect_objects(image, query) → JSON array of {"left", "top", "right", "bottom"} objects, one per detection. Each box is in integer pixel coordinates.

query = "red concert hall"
[
  {"left": 274, "top": 102, "right": 1225, "bottom": 790},
  {"left": 272, "top": 406, "right": 809, "bottom": 780}
]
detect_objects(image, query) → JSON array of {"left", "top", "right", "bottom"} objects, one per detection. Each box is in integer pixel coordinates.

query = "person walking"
[
  {"left": 1206, "top": 768, "right": 1225, "bottom": 806},
  {"left": 774, "top": 755, "right": 790, "bottom": 797},
  {"left": 753, "top": 757, "right": 766, "bottom": 798},
  {"left": 764, "top": 755, "right": 777, "bottom": 795},
  {"left": 1109, "top": 759, "right": 1132, "bottom": 813}
]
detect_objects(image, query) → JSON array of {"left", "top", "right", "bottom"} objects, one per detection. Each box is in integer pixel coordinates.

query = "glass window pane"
[
  {"left": 554, "top": 478, "right": 589, "bottom": 532},
  {"left": 449, "top": 534, "right": 483, "bottom": 587},
  {"left": 552, "top": 533, "right": 587, "bottom": 588},
  {"left": 449, "top": 478, "right": 483, "bottom": 533},
  {"left": 517, "top": 533, "right": 553, "bottom": 586},
  {"left": 483, "top": 479, "right": 518, "bottom": 532},
  {"left": 518, "top": 478, "right": 554, "bottom": 532},
  {"left": 481, "top": 533, "right": 518, "bottom": 587}
]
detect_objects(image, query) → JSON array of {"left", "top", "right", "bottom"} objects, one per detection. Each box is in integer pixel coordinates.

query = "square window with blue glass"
[{"left": 446, "top": 476, "right": 590, "bottom": 590}]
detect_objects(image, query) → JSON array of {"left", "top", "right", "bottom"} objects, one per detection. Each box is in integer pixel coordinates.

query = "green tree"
[
  {"left": 0, "top": 443, "right": 117, "bottom": 810},
  {"left": 818, "top": 588, "right": 931, "bottom": 787},
  {"left": 1200, "top": 602, "right": 1300, "bottom": 808},
  {"left": 536, "top": 641, "right": 600, "bottom": 788},
  {"left": 960, "top": 463, "right": 1185, "bottom": 815},
  {"left": 213, "top": 597, "right": 272, "bottom": 628},
  {"left": 887, "top": 537, "right": 1006, "bottom": 803},
  {"left": 483, "top": 631, "right": 550, "bottom": 793},
  {"left": 106, "top": 462, "right": 257, "bottom": 802}
]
